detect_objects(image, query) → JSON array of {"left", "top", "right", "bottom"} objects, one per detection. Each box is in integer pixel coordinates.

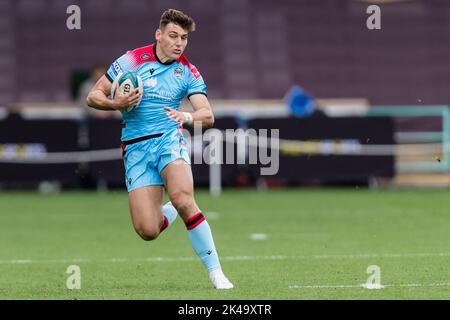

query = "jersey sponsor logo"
[
  {"left": 149, "top": 68, "right": 155, "bottom": 75},
  {"left": 140, "top": 53, "right": 151, "bottom": 60},
  {"left": 174, "top": 67, "right": 183, "bottom": 78},
  {"left": 112, "top": 61, "right": 122, "bottom": 76},
  {"left": 144, "top": 89, "right": 177, "bottom": 102},
  {"left": 144, "top": 77, "right": 157, "bottom": 87}
]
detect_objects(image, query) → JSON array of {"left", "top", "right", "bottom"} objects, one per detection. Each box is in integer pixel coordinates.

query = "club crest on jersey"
[{"left": 174, "top": 67, "right": 183, "bottom": 78}]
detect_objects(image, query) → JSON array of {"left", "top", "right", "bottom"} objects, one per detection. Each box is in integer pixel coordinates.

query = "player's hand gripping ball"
[{"left": 111, "top": 71, "right": 143, "bottom": 112}]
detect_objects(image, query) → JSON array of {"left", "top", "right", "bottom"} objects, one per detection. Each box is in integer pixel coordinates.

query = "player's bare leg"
[
  {"left": 128, "top": 186, "right": 176, "bottom": 240},
  {"left": 161, "top": 159, "right": 234, "bottom": 289},
  {"left": 161, "top": 161, "right": 200, "bottom": 221}
]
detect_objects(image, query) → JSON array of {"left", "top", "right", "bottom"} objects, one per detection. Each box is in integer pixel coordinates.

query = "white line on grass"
[
  {"left": 289, "top": 283, "right": 450, "bottom": 289},
  {"left": 249, "top": 233, "right": 268, "bottom": 240},
  {"left": 290, "top": 284, "right": 362, "bottom": 289},
  {"left": 204, "top": 211, "right": 220, "bottom": 220},
  {"left": 1, "top": 252, "right": 450, "bottom": 265}
]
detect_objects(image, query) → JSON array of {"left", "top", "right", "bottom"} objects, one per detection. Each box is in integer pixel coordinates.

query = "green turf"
[{"left": 1, "top": 188, "right": 450, "bottom": 299}]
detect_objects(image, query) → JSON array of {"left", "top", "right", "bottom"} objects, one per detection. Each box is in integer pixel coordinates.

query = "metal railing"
[{"left": 367, "top": 105, "right": 450, "bottom": 173}]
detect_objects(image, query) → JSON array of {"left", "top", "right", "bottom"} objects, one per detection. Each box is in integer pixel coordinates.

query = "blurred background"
[{"left": 1, "top": 0, "right": 450, "bottom": 191}]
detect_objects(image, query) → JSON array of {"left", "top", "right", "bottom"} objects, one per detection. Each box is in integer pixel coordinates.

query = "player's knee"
[
  {"left": 169, "top": 190, "right": 193, "bottom": 213},
  {"left": 135, "top": 226, "right": 160, "bottom": 241}
]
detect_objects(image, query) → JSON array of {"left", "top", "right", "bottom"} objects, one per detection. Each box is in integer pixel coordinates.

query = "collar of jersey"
[{"left": 153, "top": 43, "right": 176, "bottom": 66}]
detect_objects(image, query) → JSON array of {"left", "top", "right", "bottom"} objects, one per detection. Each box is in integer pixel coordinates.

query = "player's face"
[{"left": 156, "top": 23, "right": 188, "bottom": 61}]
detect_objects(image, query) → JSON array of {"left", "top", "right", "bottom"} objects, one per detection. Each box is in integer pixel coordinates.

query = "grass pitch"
[{"left": 1, "top": 188, "right": 450, "bottom": 299}]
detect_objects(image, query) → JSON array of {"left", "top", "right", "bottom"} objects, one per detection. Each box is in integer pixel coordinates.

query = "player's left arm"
[{"left": 164, "top": 93, "right": 215, "bottom": 128}]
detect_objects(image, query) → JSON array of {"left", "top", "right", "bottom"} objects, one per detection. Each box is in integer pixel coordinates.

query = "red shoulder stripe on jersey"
[
  {"left": 127, "top": 44, "right": 157, "bottom": 67},
  {"left": 177, "top": 54, "right": 201, "bottom": 79}
]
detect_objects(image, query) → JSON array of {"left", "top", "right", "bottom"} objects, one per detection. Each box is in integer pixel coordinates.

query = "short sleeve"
[
  {"left": 105, "top": 52, "right": 133, "bottom": 83},
  {"left": 186, "top": 65, "right": 207, "bottom": 99}
]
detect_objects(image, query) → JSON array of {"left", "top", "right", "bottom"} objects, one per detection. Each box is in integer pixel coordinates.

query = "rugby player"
[{"left": 87, "top": 9, "right": 233, "bottom": 289}]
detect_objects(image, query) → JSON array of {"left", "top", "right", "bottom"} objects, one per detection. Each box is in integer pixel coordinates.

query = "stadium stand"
[{"left": 0, "top": 0, "right": 449, "bottom": 105}]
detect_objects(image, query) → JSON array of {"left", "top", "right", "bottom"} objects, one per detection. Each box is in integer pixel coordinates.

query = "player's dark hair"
[{"left": 160, "top": 9, "right": 196, "bottom": 32}]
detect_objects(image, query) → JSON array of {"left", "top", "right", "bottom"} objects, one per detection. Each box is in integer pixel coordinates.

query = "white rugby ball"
[{"left": 111, "top": 71, "right": 143, "bottom": 112}]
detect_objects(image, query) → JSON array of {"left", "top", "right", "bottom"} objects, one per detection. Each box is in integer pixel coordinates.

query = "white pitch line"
[
  {"left": 289, "top": 283, "right": 450, "bottom": 289},
  {"left": 290, "top": 284, "right": 362, "bottom": 289},
  {"left": 309, "top": 252, "right": 450, "bottom": 259},
  {"left": 205, "top": 211, "right": 220, "bottom": 220},
  {"left": 1, "top": 252, "right": 450, "bottom": 265},
  {"left": 250, "top": 233, "right": 268, "bottom": 240}
]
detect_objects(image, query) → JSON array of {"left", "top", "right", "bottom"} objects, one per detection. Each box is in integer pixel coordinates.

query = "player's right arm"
[{"left": 86, "top": 75, "right": 141, "bottom": 111}]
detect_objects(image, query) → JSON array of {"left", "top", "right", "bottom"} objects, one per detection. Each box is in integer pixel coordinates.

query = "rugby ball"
[{"left": 111, "top": 71, "right": 143, "bottom": 112}]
